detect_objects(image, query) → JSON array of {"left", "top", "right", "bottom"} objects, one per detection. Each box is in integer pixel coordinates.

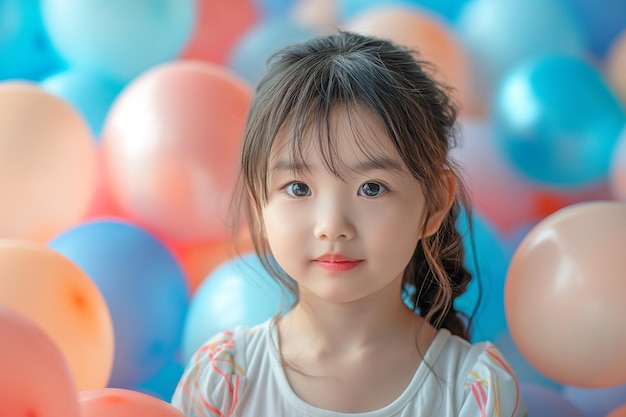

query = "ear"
[{"left": 423, "top": 169, "right": 457, "bottom": 238}]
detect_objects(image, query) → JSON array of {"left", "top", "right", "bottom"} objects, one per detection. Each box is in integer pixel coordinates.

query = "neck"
[{"left": 278, "top": 281, "right": 427, "bottom": 356}]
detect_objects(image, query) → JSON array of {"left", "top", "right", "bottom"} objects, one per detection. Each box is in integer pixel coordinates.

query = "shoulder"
[
  {"left": 454, "top": 340, "right": 528, "bottom": 417},
  {"left": 171, "top": 321, "right": 271, "bottom": 417}
]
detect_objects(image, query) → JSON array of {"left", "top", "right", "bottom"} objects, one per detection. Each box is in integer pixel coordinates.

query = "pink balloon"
[
  {"left": 505, "top": 201, "right": 626, "bottom": 388},
  {"left": 79, "top": 388, "right": 186, "bottom": 417},
  {"left": 0, "top": 82, "right": 97, "bottom": 242},
  {"left": 0, "top": 306, "right": 80, "bottom": 417},
  {"left": 101, "top": 61, "right": 253, "bottom": 243}
]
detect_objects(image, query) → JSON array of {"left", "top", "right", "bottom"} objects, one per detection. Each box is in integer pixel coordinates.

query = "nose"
[{"left": 313, "top": 198, "right": 356, "bottom": 241}]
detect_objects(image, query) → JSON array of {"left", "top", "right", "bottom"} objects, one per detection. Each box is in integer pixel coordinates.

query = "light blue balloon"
[
  {"left": 40, "top": 0, "right": 196, "bottom": 82},
  {"left": 48, "top": 220, "right": 189, "bottom": 388},
  {"left": 40, "top": 68, "right": 124, "bottom": 138},
  {"left": 455, "top": 0, "right": 588, "bottom": 107},
  {"left": 0, "top": 0, "right": 62, "bottom": 80},
  {"left": 182, "top": 253, "right": 295, "bottom": 362},
  {"left": 253, "top": 0, "right": 297, "bottom": 18},
  {"left": 455, "top": 210, "right": 510, "bottom": 343},
  {"left": 493, "top": 54, "right": 626, "bottom": 187},
  {"left": 228, "top": 18, "right": 319, "bottom": 86}
]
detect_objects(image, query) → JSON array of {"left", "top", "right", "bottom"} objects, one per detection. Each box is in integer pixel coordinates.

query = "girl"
[{"left": 172, "top": 31, "right": 527, "bottom": 416}]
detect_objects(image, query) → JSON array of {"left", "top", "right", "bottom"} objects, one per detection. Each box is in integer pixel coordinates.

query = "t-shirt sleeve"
[
  {"left": 171, "top": 330, "right": 245, "bottom": 417},
  {"left": 458, "top": 343, "right": 528, "bottom": 417}
]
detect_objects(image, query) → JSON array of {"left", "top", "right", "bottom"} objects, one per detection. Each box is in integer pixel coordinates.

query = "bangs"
[{"left": 276, "top": 101, "right": 403, "bottom": 181}]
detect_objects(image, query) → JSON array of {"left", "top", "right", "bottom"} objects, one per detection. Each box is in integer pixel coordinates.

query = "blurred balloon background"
[{"left": 1, "top": 0, "right": 625, "bottom": 415}]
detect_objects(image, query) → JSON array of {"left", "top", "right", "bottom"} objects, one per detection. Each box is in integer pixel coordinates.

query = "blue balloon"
[
  {"left": 567, "top": 0, "right": 626, "bottom": 57},
  {"left": 493, "top": 54, "right": 626, "bottom": 187},
  {"left": 521, "top": 384, "right": 586, "bottom": 417},
  {"left": 455, "top": 210, "right": 510, "bottom": 343},
  {"left": 40, "top": 0, "right": 196, "bottom": 82},
  {"left": 182, "top": 253, "right": 295, "bottom": 362},
  {"left": 49, "top": 220, "right": 189, "bottom": 388},
  {"left": 562, "top": 382, "right": 626, "bottom": 417},
  {"left": 40, "top": 68, "right": 124, "bottom": 137},
  {"left": 228, "top": 18, "right": 319, "bottom": 86},
  {"left": 134, "top": 355, "right": 185, "bottom": 402},
  {"left": 0, "top": 0, "right": 63, "bottom": 80}
]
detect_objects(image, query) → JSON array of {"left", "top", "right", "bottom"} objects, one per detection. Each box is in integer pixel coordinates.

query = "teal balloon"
[
  {"left": 40, "top": 0, "right": 196, "bottom": 82},
  {"left": 41, "top": 68, "right": 124, "bottom": 137},
  {"left": 339, "top": 0, "right": 470, "bottom": 22},
  {"left": 182, "top": 253, "right": 295, "bottom": 362},
  {"left": 455, "top": 210, "right": 510, "bottom": 343},
  {"left": 0, "top": 0, "right": 62, "bottom": 80},
  {"left": 49, "top": 220, "right": 189, "bottom": 388},
  {"left": 493, "top": 54, "right": 626, "bottom": 188}
]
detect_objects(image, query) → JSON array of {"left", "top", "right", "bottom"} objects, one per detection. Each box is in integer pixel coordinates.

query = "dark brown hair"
[{"left": 232, "top": 31, "right": 474, "bottom": 340}]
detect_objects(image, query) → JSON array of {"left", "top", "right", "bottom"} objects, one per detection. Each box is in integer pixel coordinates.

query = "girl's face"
[{"left": 261, "top": 106, "right": 432, "bottom": 305}]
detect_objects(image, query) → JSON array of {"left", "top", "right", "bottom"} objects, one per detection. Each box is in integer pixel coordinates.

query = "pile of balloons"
[{"left": 1, "top": 0, "right": 626, "bottom": 415}]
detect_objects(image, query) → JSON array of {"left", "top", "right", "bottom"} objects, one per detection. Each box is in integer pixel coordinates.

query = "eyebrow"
[{"left": 270, "top": 156, "right": 405, "bottom": 173}]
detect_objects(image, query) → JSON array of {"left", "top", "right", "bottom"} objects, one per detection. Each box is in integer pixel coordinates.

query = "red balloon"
[
  {"left": 79, "top": 388, "right": 185, "bottom": 417},
  {"left": 180, "top": 0, "right": 260, "bottom": 64}
]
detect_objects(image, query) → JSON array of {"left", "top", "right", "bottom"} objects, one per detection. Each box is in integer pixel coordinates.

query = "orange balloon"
[
  {"left": 79, "top": 388, "right": 185, "bottom": 417},
  {"left": 0, "top": 306, "right": 80, "bottom": 417},
  {"left": 608, "top": 404, "right": 626, "bottom": 417},
  {"left": 101, "top": 61, "right": 253, "bottom": 243},
  {"left": 343, "top": 6, "right": 471, "bottom": 113},
  {"left": 0, "top": 82, "right": 97, "bottom": 242},
  {"left": 606, "top": 29, "right": 626, "bottom": 108},
  {"left": 0, "top": 240, "right": 114, "bottom": 390},
  {"left": 505, "top": 201, "right": 626, "bottom": 388},
  {"left": 179, "top": 0, "right": 260, "bottom": 64}
]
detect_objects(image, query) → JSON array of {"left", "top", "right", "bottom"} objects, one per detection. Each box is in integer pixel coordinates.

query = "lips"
[{"left": 313, "top": 253, "right": 363, "bottom": 272}]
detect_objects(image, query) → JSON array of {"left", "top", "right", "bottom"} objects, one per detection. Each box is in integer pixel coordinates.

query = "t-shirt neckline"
[{"left": 264, "top": 318, "right": 452, "bottom": 417}]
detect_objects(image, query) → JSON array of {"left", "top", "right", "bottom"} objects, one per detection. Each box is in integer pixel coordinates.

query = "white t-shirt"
[{"left": 171, "top": 319, "right": 527, "bottom": 417}]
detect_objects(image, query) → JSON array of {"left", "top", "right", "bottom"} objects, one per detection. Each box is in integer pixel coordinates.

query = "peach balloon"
[
  {"left": 343, "top": 6, "right": 471, "bottom": 113},
  {"left": 79, "top": 388, "right": 186, "bottom": 417},
  {"left": 0, "top": 306, "right": 80, "bottom": 417},
  {"left": 101, "top": 61, "right": 253, "bottom": 243},
  {"left": 606, "top": 29, "right": 626, "bottom": 107},
  {"left": 608, "top": 405, "right": 626, "bottom": 417},
  {"left": 0, "top": 82, "right": 97, "bottom": 242},
  {"left": 0, "top": 240, "right": 114, "bottom": 390},
  {"left": 180, "top": 0, "right": 259, "bottom": 64},
  {"left": 505, "top": 201, "right": 626, "bottom": 388}
]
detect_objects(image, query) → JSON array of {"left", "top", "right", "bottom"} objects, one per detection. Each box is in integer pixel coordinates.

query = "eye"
[
  {"left": 358, "top": 182, "right": 387, "bottom": 198},
  {"left": 285, "top": 182, "right": 311, "bottom": 197}
]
